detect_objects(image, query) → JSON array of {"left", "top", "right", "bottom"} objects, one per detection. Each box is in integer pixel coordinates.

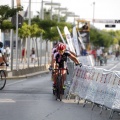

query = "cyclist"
[
  {"left": 52, "top": 43, "right": 81, "bottom": 92},
  {"left": 50, "top": 42, "right": 78, "bottom": 85},
  {"left": 0, "top": 42, "right": 9, "bottom": 66}
]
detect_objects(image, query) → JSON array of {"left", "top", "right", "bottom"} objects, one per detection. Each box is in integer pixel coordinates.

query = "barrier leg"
[
  {"left": 91, "top": 103, "right": 96, "bottom": 110},
  {"left": 83, "top": 100, "right": 87, "bottom": 107},
  {"left": 100, "top": 105, "right": 103, "bottom": 115},
  {"left": 109, "top": 109, "right": 114, "bottom": 119},
  {"left": 77, "top": 97, "right": 81, "bottom": 104}
]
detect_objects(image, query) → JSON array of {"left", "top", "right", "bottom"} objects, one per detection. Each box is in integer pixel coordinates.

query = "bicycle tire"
[
  {"left": 56, "top": 75, "right": 62, "bottom": 101},
  {"left": 0, "top": 70, "right": 6, "bottom": 90}
]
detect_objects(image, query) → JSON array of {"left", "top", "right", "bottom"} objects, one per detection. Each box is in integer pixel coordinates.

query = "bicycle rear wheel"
[{"left": 0, "top": 70, "right": 6, "bottom": 90}]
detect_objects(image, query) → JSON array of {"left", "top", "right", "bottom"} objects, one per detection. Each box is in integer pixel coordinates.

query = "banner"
[
  {"left": 72, "top": 26, "right": 80, "bottom": 56},
  {"left": 77, "top": 31, "right": 86, "bottom": 49},
  {"left": 24, "top": 6, "right": 29, "bottom": 18},
  {"left": 57, "top": 26, "right": 66, "bottom": 44},
  {"left": 80, "top": 31, "right": 90, "bottom": 43},
  {"left": 64, "top": 26, "right": 75, "bottom": 53}
]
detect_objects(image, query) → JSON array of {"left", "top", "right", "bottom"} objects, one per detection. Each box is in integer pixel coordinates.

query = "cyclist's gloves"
[
  {"left": 49, "top": 65, "right": 53, "bottom": 71},
  {"left": 75, "top": 63, "right": 82, "bottom": 67},
  {"left": 79, "top": 63, "right": 82, "bottom": 67},
  {"left": 6, "top": 63, "right": 9, "bottom": 66}
]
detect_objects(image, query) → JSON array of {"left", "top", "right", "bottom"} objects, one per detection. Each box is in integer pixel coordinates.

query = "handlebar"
[
  {"left": 0, "top": 62, "right": 9, "bottom": 66},
  {"left": 51, "top": 68, "right": 69, "bottom": 75}
]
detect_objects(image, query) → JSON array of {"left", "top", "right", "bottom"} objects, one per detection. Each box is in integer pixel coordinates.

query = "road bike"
[
  {"left": 0, "top": 65, "right": 7, "bottom": 90},
  {"left": 53, "top": 68, "right": 69, "bottom": 101}
]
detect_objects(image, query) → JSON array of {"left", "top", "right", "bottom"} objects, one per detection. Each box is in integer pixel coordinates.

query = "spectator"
[
  {"left": 91, "top": 48, "right": 96, "bottom": 60},
  {"left": 104, "top": 52, "right": 108, "bottom": 65},
  {"left": 81, "top": 22, "right": 89, "bottom": 31},
  {"left": 81, "top": 48, "right": 87, "bottom": 56},
  {"left": 21, "top": 47, "right": 27, "bottom": 63},
  {"left": 114, "top": 50, "right": 119, "bottom": 60},
  {"left": 96, "top": 47, "right": 102, "bottom": 66},
  {"left": 6, "top": 45, "right": 10, "bottom": 61},
  {"left": 30, "top": 48, "right": 36, "bottom": 63}
]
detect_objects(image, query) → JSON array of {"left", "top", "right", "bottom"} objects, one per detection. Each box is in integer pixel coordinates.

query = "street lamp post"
[
  {"left": 54, "top": 7, "right": 67, "bottom": 22},
  {"left": 93, "top": 2, "right": 95, "bottom": 25},
  {"left": 0, "top": 15, "right": 1, "bottom": 42},
  {"left": 61, "top": 11, "right": 74, "bottom": 21},
  {"left": 40, "top": 0, "right": 49, "bottom": 20},
  {"left": 45, "top": 1, "right": 61, "bottom": 20}
]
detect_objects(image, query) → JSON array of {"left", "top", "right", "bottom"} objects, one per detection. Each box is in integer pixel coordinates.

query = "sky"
[{"left": 1, "top": 0, "right": 120, "bottom": 30}]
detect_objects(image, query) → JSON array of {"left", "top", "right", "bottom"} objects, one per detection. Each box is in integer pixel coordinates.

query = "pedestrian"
[
  {"left": 6, "top": 45, "right": 10, "bottom": 61},
  {"left": 91, "top": 48, "right": 96, "bottom": 59},
  {"left": 21, "top": 47, "right": 27, "bottom": 63},
  {"left": 96, "top": 47, "right": 102, "bottom": 66},
  {"left": 30, "top": 48, "right": 36, "bottom": 63},
  {"left": 90, "top": 48, "right": 97, "bottom": 65},
  {"left": 104, "top": 52, "right": 108, "bottom": 65},
  {"left": 114, "top": 50, "right": 119, "bottom": 60}
]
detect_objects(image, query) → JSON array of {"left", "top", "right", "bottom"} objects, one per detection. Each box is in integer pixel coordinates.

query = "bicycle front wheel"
[
  {"left": 0, "top": 70, "right": 6, "bottom": 90},
  {"left": 56, "top": 75, "right": 63, "bottom": 101}
]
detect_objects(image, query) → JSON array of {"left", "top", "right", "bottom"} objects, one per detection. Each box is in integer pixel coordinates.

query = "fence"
[
  {"left": 7, "top": 39, "right": 52, "bottom": 76},
  {"left": 67, "top": 62, "right": 120, "bottom": 119}
]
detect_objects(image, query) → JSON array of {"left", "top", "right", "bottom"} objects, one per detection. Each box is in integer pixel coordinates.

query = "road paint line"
[
  {"left": 6, "top": 79, "right": 27, "bottom": 86},
  {"left": 109, "top": 62, "right": 120, "bottom": 71}
]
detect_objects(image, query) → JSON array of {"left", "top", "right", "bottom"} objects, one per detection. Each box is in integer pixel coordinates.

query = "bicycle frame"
[{"left": 53, "top": 68, "right": 69, "bottom": 101}]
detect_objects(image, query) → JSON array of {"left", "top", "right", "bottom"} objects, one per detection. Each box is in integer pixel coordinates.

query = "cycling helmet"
[
  {"left": 0, "top": 42, "right": 3, "bottom": 48},
  {"left": 57, "top": 43, "right": 66, "bottom": 51}
]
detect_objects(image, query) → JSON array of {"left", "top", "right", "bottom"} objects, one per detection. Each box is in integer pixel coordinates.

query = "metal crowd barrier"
[{"left": 67, "top": 63, "right": 120, "bottom": 119}]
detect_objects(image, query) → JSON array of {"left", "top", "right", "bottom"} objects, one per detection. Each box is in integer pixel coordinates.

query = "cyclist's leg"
[
  {"left": 61, "top": 69, "right": 67, "bottom": 94},
  {"left": 53, "top": 64, "right": 59, "bottom": 88}
]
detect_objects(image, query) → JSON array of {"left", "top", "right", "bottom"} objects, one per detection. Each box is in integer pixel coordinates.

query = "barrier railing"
[{"left": 67, "top": 63, "right": 120, "bottom": 119}]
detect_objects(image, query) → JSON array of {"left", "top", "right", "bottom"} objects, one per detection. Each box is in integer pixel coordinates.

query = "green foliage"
[
  {"left": 18, "top": 22, "right": 31, "bottom": 39},
  {"left": 0, "top": 5, "right": 23, "bottom": 31},
  {"left": 1, "top": 20, "right": 13, "bottom": 31},
  {"left": 30, "top": 24, "right": 44, "bottom": 38},
  {"left": 90, "top": 27, "right": 113, "bottom": 48}
]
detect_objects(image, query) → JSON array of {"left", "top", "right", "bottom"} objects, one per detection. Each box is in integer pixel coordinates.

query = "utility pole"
[
  {"left": 50, "top": 0, "right": 53, "bottom": 20},
  {"left": 93, "top": 2, "right": 95, "bottom": 26},
  {"left": 10, "top": 0, "right": 14, "bottom": 70},
  {"left": 27, "top": 0, "right": 31, "bottom": 68}
]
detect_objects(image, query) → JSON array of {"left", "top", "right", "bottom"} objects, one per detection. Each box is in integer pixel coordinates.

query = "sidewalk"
[
  {"left": 6, "top": 70, "right": 49, "bottom": 80},
  {"left": 5, "top": 60, "right": 50, "bottom": 79}
]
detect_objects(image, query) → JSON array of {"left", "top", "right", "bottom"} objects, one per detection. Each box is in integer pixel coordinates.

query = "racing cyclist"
[{"left": 52, "top": 43, "right": 81, "bottom": 93}]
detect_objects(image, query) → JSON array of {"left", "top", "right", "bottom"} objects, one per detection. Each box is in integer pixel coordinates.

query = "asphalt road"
[{"left": 0, "top": 71, "right": 120, "bottom": 120}]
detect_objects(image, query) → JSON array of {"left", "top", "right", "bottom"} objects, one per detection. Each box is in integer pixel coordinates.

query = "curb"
[{"left": 6, "top": 70, "right": 49, "bottom": 80}]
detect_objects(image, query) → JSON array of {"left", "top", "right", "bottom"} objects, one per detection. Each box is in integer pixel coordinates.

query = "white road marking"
[{"left": 6, "top": 79, "right": 27, "bottom": 86}]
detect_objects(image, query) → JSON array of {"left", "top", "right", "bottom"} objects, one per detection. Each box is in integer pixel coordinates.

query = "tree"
[
  {"left": 0, "top": 5, "right": 23, "bottom": 31},
  {"left": 18, "top": 22, "right": 31, "bottom": 47},
  {"left": 30, "top": 24, "right": 44, "bottom": 65}
]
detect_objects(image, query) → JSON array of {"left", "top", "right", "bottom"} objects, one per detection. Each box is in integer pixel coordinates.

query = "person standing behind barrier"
[
  {"left": 114, "top": 50, "right": 119, "bottom": 60},
  {"left": 21, "top": 47, "right": 27, "bottom": 63},
  {"left": 30, "top": 48, "right": 36, "bottom": 63},
  {"left": 6, "top": 45, "right": 10, "bottom": 62},
  {"left": 90, "top": 48, "right": 97, "bottom": 65},
  {"left": 96, "top": 47, "right": 102, "bottom": 66}
]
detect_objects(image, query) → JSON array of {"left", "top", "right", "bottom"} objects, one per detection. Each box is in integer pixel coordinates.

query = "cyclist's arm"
[
  {"left": 68, "top": 53, "right": 80, "bottom": 64},
  {"left": 52, "top": 59, "right": 56, "bottom": 69},
  {"left": 69, "top": 50, "right": 77, "bottom": 57},
  {"left": 0, "top": 49, "right": 7, "bottom": 64}
]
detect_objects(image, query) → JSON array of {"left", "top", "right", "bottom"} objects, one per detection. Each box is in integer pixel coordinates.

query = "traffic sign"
[{"left": 105, "top": 24, "right": 116, "bottom": 28}]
